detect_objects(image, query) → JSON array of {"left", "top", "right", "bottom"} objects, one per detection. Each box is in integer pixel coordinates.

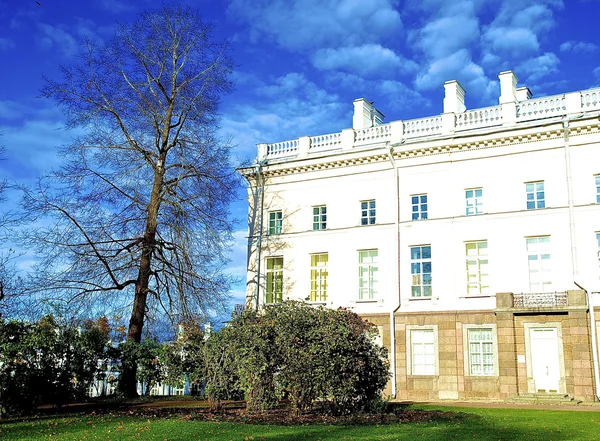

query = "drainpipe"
[
  {"left": 387, "top": 142, "right": 402, "bottom": 398},
  {"left": 254, "top": 162, "right": 265, "bottom": 311},
  {"left": 563, "top": 118, "right": 579, "bottom": 277},
  {"left": 574, "top": 282, "right": 600, "bottom": 401}
]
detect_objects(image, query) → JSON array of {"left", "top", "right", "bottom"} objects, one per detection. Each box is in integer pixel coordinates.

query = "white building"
[{"left": 241, "top": 71, "right": 600, "bottom": 402}]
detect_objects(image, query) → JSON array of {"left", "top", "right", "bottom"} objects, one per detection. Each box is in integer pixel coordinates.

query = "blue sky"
[{"left": 1, "top": 0, "right": 600, "bottom": 309}]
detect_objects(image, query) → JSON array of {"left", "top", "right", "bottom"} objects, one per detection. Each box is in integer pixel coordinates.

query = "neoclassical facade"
[{"left": 241, "top": 71, "right": 600, "bottom": 402}]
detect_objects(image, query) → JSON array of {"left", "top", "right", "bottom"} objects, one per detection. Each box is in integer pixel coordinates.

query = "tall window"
[
  {"left": 411, "top": 329, "right": 435, "bottom": 375},
  {"left": 310, "top": 253, "right": 328, "bottom": 302},
  {"left": 358, "top": 249, "right": 378, "bottom": 299},
  {"left": 360, "top": 200, "right": 376, "bottom": 225},
  {"left": 266, "top": 257, "right": 283, "bottom": 304},
  {"left": 526, "top": 181, "right": 545, "bottom": 209},
  {"left": 596, "top": 232, "right": 600, "bottom": 266},
  {"left": 526, "top": 236, "right": 552, "bottom": 292},
  {"left": 312, "top": 205, "right": 327, "bottom": 230},
  {"left": 465, "top": 241, "right": 489, "bottom": 295},
  {"left": 595, "top": 175, "right": 600, "bottom": 203},
  {"left": 465, "top": 188, "right": 483, "bottom": 215},
  {"left": 468, "top": 328, "right": 495, "bottom": 376},
  {"left": 411, "top": 194, "right": 428, "bottom": 220},
  {"left": 411, "top": 245, "right": 432, "bottom": 297},
  {"left": 268, "top": 210, "right": 283, "bottom": 235}
]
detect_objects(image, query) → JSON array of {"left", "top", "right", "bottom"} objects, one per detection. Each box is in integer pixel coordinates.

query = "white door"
[{"left": 530, "top": 328, "right": 560, "bottom": 393}]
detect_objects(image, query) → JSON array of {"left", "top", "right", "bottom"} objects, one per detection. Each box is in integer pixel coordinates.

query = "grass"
[{"left": 1, "top": 404, "right": 600, "bottom": 441}]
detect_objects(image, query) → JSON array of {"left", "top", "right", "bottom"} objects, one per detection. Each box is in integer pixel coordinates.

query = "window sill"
[
  {"left": 408, "top": 297, "right": 432, "bottom": 301},
  {"left": 355, "top": 299, "right": 378, "bottom": 303},
  {"left": 459, "top": 294, "right": 494, "bottom": 299},
  {"left": 307, "top": 301, "right": 327, "bottom": 306}
]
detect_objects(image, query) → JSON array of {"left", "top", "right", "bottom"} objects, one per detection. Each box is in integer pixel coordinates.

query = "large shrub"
[{"left": 207, "top": 301, "right": 390, "bottom": 415}]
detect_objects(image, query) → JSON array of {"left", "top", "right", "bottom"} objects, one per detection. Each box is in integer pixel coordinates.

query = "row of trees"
[{"left": 0, "top": 302, "right": 390, "bottom": 417}]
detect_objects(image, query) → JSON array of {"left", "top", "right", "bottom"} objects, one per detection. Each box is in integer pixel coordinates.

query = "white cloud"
[
  {"left": 0, "top": 37, "right": 14, "bottom": 51},
  {"left": 517, "top": 52, "right": 559, "bottom": 82},
  {"left": 36, "top": 23, "right": 79, "bottom": 58},
  {"left": 313, "top": 44, "right": 418, "bottom": 77},
  {"left": 227, "top": 0, "right": 402, "bottom": 51},
  {"left": 560, "top": 40, "right": 598, "bottom": 53},
  {"left": 482, "top": 27, "right": 540, "bottom": 58}
]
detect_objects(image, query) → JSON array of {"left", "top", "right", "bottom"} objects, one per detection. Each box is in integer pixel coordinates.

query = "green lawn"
[{"left": 1, "top": 405, "right": 599, "bottom": 441}]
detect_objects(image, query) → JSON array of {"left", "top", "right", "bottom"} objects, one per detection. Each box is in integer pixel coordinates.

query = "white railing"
[
  {"left": 310, "top": 132, "right": 342, "bottom": 151},
  {"left": 266, "top": 139, "right": 298, "bottom": 157},
  {"left": 581, "top": 88, "right": 600, "bottom": 111},
  {"left": 517, "top": 95, "right": 566, "bottom": 121},
  {"left": 456, "top": 106, "right": 502, "bottom": 131},
  {"left": 403, "top": 116, "right": 442, "bottom": 138},
  {"left": 355, "top": 124, "right": 392, "bottom": 145}
]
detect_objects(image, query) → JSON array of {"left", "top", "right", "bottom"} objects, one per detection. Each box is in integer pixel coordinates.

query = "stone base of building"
[{"left": 361, "top": 290, "right": 598, "bottom": 403}]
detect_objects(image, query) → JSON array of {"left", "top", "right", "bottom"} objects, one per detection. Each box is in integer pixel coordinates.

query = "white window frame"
[
  {"left": 462, "top": 324, "right": 498, "bottom": 377},
  {"left": 309, "top": 253, "right": 328, "bottom": 302},
  {"left": 268, "top": 210, "right": 283, "bottom": 235},
  {"left": 526, "top": 181, "right": 545, "bottom": 210},
  {"left": 526, "top": 236, "right": 552, "bottom": 292},
  {"left": 406, "top": 326, "right": 438, "bottom": 376},
  {"left": 411, "top": 194, "right": 428, "bottom": 220},
  {"left": 465, "top": 241, "right": 489, "bottom": 296},
  {"left": 265, "top": 256, "right": 283, "bottom": 304},
  {"left": 410, "top": 245, "right": 432, "bottom": 298},
  {"left": 360, "top": 200, "right": 376, "bottom": 225},
  {"left": 465, "top": 188, "right": 483, "bottom": 215},
  {"left": 358, "top": 249, "right": 378, "bottom": 300},
  {"left": 312, "top": 205, "right": 327, "bottom": 230},
  {"left": 596, "top": 232, "right": 600, "bottom": 268},
  {"left": 595, "top": 175, "right": 600, "bottom": 204}
]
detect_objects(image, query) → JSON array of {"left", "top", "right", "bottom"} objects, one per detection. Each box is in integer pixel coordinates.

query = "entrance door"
[{"left": 530, "top": 328, "right": 561, "bottom": 393}]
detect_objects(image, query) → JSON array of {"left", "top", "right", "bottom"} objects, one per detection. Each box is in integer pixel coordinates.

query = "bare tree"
[{"left": 19, "top": 4, "right": 237, "bottom": 396}]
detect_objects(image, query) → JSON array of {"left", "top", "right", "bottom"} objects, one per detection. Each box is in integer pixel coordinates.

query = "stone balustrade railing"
[{"left": 259, "top": 87, "right": 600, "bottom": 160}]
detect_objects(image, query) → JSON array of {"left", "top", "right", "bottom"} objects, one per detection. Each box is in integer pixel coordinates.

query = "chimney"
[
  {"left": 498, "top": 71, "right": 518, "bottom": 104},
  {"left": 353, "top": 98, "right": 384, "bottom": 129},
  {"left": 443, "top": 80, "right": 466, "bottom": 113},
  {"left": 516, "top": 86, "right": 532, "bottom": 102}
]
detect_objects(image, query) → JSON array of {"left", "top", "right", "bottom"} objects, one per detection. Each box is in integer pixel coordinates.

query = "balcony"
[{"left": 496, "top": 290, "right": 587, "bottom": 313}]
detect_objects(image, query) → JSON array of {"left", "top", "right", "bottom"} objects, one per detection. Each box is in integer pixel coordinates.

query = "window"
[
  {"left": 526, "top": 181, "right": 545, "bottom": 209},
  {"left": 411, "top": 194, "right": 428, "bottom": 220},
  {"left": 411, "top": 245, "right": 432, "bottom": 297},
  {"left": 597, "top": 232, "right": 600, "bottom": 266},
  {"left": 596, "top": 175, "right": 600, "bottom": 203},
  {"left": 360, "top": 200, "right": 376, "bottom": 225},
  {"left": 465, "top": 241, "right": 489, "bottom": 295},
  {"left": 526, "top": 237, "right": 552, "bottom": 292},
  {"left": 465, "top": 188, "right": 483, "bottom": 215},
  {"left": 268, "top": 210, "right": 283, "bottom": 235},
  {"left": 310, "top": 253, "right": 328, "bottom": 302},
  {"left": 312, "top": 205, "right": 326, "bottom": 230},
  {"left": 411, "top": 329, "right": 435, "bottom": 375},
  {"left": 358, "top": 249, "right": 378, "bottom": 299},
  {"left": 468, "top": 328, "right": 495, "bottom": 376},
  {"left": 266, "top": 257, "right": 283, "bottom": 304}
]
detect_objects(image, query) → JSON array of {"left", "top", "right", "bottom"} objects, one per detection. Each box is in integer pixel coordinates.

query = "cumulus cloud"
[
  {"left": 516, "top": 52, "right": 559, "bottom": 82},
  {"left": 313, "top": 44, "right": 418, "bottom": 77},
  {"left": 560, "top": 40, "right": 598, "bottom": 53},
  {"left": 227, "top": 0, "right": 402, "bottom": 51}
]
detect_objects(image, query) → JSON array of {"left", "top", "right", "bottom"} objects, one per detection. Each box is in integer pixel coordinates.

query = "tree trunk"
[{"left": 120, "top": 158, "right": 165, "bottom": 398}]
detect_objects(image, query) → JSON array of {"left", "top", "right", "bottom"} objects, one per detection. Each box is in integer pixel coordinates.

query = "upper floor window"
[
  {"left": 411, "top": 194, "right": 428, "bottom": 220},
  {"left": 310, "top": 253, "right": 328, "bottom": 302},
  {"left": 596, "top": 232, "right": 600, "bottom": 266},
  {"left": 466, "top": 241, "right": 489, "bottom": 295},
  {"left": 410, "top": 245, "right": 432, "bottom": 297},
  {"left": 265, "top": 257, "right": 283, "bottom": 304},
  {"left": 595, "top": 175, "right": 600, "bottom": 203},
  {"left": 465, "top": 188, "right": 483, "bottom": 215},
  {"left": 312, "top": 205, "right": 327, "bottom": 230},
  {"left": 526, "top": 181, "right": 545, "bottom": 210},
  {"left": 358, "top": 249, "right": 378, "bottom": 299},
  {"left": 526, "top": 236, "right": 552, "bottom": 292},
  {"left": 360, "top": 200, "right": 376, "bottom": 225},
  {"left": 268, "top": 210, "right": 283, "bottom": 235}
]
